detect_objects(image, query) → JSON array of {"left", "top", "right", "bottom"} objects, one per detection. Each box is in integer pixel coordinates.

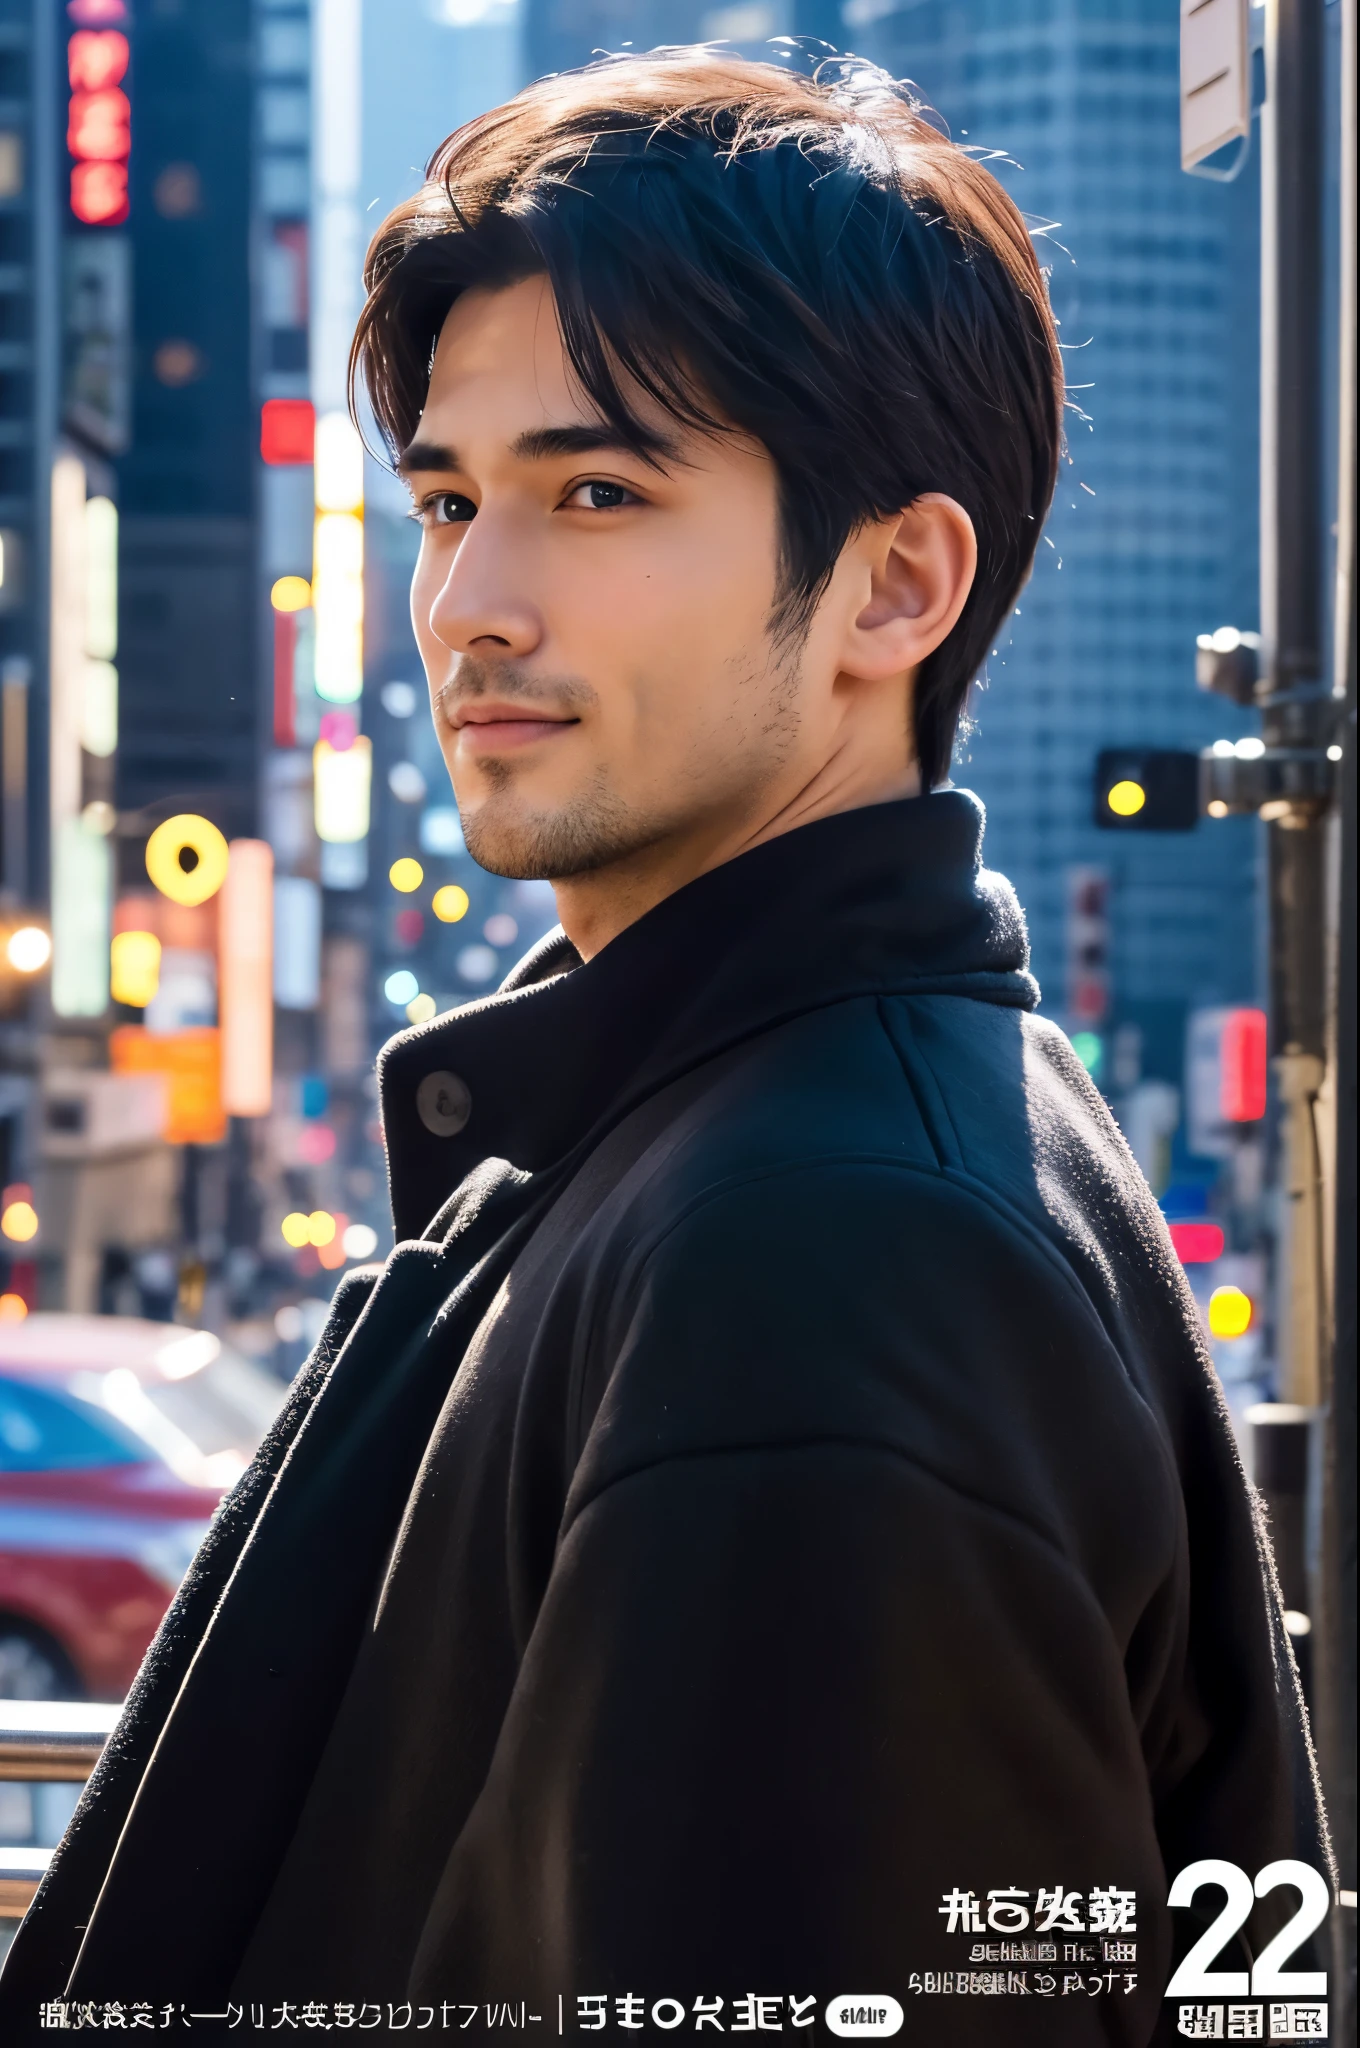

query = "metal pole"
[
  {"left": 1259, "top": 0, "right": 1328, "bottom": 1412},
  {"left": 1318, "top": 0, "right": 1357, "bottom": 2021}
]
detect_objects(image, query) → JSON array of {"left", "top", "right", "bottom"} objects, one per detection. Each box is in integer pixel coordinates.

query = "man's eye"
[
  {"left": 422, "top": 493, "right": 475, "bottom": 527},
  {"left": 563, "top": 480, "right": 636, "bottom": 511}
]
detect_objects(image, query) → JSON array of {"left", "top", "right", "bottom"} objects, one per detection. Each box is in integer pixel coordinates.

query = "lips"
[{"left": 451, "top": 701, "right": 576, "bottom": 753}]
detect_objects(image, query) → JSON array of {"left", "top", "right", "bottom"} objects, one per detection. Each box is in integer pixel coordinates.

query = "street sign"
[{"left": 1181, "top": 0, "right": 1250, "bottom": 171}]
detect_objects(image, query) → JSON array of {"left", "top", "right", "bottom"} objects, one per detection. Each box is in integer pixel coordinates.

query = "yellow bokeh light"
[
  {"left": 406, "top": 993, "right": 437, "bottom": 1024},
  {"left": 281, "top": 1212, "right": 311, "bottom": 1249},
  {"left": 0, "top": 1292, "right": 27, "bottom": 1322},
  {"left": 1107, "top": 779, "right": 1146, "bottom": 818},
  {"left": 145, "top": 813, "right": 230, "bottom": 907},
  {"left": 1, "top": 1199, "right": 39, "bottom": 1244},
  {"left": 307, "top": 1210, "right": 336, "bottom": 1247},
  {"left": 432, "top": 884, "right": 470, "bottom": 924},
  {"left": 389, "top": 858, "right": 424, "bottom": 893},
  {"left": 110, "top": 930, "right": 162, "bottom": 1009},
  {"left": 271, "top": 575, "right": 312, "bottom": 613},
  {"left": 1208, "top": 1285, "right": 1253, "bottom": 1339}
]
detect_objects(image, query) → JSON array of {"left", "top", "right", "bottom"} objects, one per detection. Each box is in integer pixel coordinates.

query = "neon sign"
[{"left": 67, "top": 8, "right": 131, "bottom": 227}]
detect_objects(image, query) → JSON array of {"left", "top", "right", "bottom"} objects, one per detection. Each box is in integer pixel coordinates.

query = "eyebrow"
[
  {"left": 509, "top": 423, "right": 678, "bottom": 463},
  {"left": 397, "top": 439, "right": 459, "bottom": 475},
  {"left": 397, "top": 420, "right": 678, "bottom": 475}
]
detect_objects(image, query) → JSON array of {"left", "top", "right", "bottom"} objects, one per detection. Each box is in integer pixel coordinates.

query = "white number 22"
[{"left": 1165, "top": 1858, "right": 1330, "bottom": 1997}]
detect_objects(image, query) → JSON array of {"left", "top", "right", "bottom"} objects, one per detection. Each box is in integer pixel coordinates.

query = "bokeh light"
[
  {"left": 432, "top": 885, "right": 469, "bottom": 923},
  {"left": 281, "top": 1212, "right": 311, "bottom": 1249},
  {"left": 271, "top": 574, "right": 312, "bottom": 612},
  {"left": 110, "top": 929, "right": 162, "bottom": 1008},
  {"left": 6, "top": 927, "right": 52, "bottom": 973},
  {"left": 389, "top": 857, "right": 424, "bottom": 893},
  {"left": 1208, "top": 1285, "right": 1253, "bottom": 1339},
  {"left": 1070, "top": 1031, "right": 1103, "bottom": 1078},
  {"left": 317, "top": 1216, "right": 348, "bottom": 1269},
  {"left": 406, "top": 993, "right": 436, "bottom": 1024},
  {"left": 1, "top": 1198, "right": 39, "bottom": 1243},
  {"left": 384, "top": 969, "right": 419, "bottom": 1005}
]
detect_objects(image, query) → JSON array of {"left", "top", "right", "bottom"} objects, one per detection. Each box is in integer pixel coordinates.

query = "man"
[{"left": 2, "top": 50, "right": 1326, "bottom": 2045}]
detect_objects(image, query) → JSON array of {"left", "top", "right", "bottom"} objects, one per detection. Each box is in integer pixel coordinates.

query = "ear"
[{"left": 838, "top": 494, "right": 978, "bottom": 682}]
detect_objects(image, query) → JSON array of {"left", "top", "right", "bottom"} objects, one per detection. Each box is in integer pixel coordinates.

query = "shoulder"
[{"left": 572, "top": 1154, "right": 1180, "bottom": 1590}]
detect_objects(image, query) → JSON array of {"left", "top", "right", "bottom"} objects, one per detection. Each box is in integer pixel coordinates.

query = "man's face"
[{"left": 403, "top": 275, "right": 824, "bottom": 884}]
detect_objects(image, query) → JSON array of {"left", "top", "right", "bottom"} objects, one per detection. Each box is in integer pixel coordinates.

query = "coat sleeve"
[{"left": 409, "top": 1165, "right": 1209, "bottom": 2044}]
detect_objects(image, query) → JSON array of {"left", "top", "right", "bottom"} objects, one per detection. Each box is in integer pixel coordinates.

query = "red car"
[{"left": 0, "top": 1315, "right": 286, "bottom": 1701}]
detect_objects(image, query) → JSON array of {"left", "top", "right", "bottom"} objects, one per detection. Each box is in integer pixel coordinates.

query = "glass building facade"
[{"left": 848, "top": 0, "right": 1263, "bottom": 1075}]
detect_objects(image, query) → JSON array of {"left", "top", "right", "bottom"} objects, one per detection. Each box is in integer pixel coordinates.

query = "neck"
[{"left": 553, "top": 747, "right": 923, "bottom": 963}]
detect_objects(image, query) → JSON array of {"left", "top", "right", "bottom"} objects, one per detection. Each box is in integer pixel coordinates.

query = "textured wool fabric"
[{"left": 0, "top": 792, "right": 1326, "bottom": 2045}]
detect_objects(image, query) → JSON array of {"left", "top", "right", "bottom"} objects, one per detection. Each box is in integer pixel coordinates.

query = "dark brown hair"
[{"left": 354, "top": 50, "right": 1064, "bottom": 786}]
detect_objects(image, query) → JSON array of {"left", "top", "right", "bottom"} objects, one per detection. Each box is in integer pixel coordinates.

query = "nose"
[{"left": 423, "top": 510, "right": 543, "bottom": 661}]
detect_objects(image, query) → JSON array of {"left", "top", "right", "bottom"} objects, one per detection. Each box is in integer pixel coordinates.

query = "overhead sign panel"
[{"left": 1181, "top": 0, "right": 1250, "bottom": 170}]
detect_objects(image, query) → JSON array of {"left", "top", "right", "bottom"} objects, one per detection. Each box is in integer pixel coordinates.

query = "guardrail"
[{"left": 0, "top": 1702, "right": 120, "bottom": 1920}]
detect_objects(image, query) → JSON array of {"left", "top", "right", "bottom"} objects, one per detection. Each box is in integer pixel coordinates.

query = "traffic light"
[
  {"left": 1064, "top": 866, "right": 1110, "bottom": 1028},
  {"left": 1093, "top": 750, "right": 1199, "bottom": 831}
]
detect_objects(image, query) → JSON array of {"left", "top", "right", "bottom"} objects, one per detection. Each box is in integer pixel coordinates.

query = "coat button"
[{"left": 416, "top": 1070, "right": 471, "bottom": 1137}]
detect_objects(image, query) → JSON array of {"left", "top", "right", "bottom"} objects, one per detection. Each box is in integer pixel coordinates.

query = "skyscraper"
[
  {"left": 115, "top": 0, "right": 257, "bottom": 840},
  {"left": 846, "top": 0, "right": 1262, "bottom": 1078}
]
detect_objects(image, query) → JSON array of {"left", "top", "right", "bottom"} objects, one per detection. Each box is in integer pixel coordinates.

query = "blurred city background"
[{"left": 0, "top": 0, "right": 1353, "bottom": 1964}]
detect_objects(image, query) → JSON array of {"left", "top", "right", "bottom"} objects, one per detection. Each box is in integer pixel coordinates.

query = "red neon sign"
[
  {"left": 261, "top": 399, "right": 316, "bottom": 466},
  {"left": 68, "top": 26, "right": 131, "bottom": 225},
  {"left": 68, "top": 89, "right": 130, "bottom": 161},
  {"left": 68, "top": 30, "right": 129, "bottom": 90},
  {"left": 1220, "top": 1006, "right": 1268, "bottom": 1122},
  {"left": 1168, "top": 1220, "right": 1226, "bottom": 1265}
]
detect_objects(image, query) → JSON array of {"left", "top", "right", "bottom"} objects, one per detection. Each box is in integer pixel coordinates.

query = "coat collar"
[{"left": 379, "top": 788, "right": 1037, "bottom": 1243}]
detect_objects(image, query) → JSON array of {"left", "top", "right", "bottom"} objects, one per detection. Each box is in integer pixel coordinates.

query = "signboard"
[
  {"left": 110, "top": 1025, "right": 226, "bottom": 1146},
  {"left": 63, "top": 235, "right": 130, "bottom": 454},
  {"left": 1181, "top": 0, "right": 1250, "bottom": 171}
]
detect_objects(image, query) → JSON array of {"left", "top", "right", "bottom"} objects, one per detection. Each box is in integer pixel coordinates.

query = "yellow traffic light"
[{"left": 1107, "top": 779, "right": 1147, "bottom": 818}]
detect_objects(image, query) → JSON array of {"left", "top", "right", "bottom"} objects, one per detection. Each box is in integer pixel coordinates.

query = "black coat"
[{"left": 0, "top": 793, "right": 1326, "bottom": 2044}]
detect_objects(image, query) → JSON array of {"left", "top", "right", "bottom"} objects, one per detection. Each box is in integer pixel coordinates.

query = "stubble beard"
[
  {"left": 444, "top": 643, "right": 806, "bottom": 883},
  {"left": 462, "top": 758, "right": 671, "bottom": 881}
]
